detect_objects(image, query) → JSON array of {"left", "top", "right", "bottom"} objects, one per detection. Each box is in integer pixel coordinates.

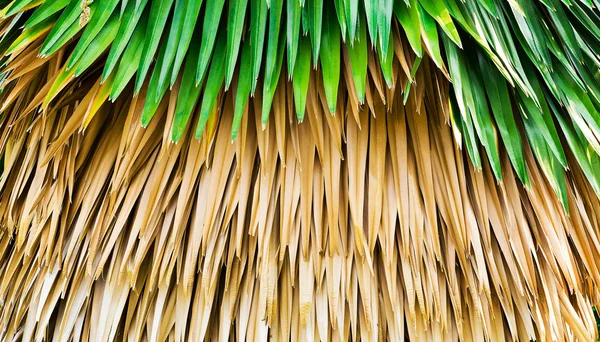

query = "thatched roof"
[{"left": 0, "top": 0, "right": 600, "bottom": 340}]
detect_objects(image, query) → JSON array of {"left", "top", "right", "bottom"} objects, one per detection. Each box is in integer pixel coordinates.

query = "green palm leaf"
[{"left": 1, "top": 0, "right": 600, "bottom": 206}]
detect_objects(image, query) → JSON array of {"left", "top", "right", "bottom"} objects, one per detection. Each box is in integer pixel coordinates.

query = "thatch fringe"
[{"left": 0, "top": 32, "right": 599, "bottom": 340}]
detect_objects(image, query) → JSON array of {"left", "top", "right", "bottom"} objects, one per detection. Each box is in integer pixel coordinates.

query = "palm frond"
[{"left": 0, "top": 0, "right": 599, "bottom": 198}]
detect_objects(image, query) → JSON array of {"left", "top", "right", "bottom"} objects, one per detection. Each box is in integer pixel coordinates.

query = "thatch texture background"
[
  {"left": 1, "top": 0, "right": 600, "bottom": 340},
  {"left": 0, "top": 42, "right": 599, "bottom": 340}
]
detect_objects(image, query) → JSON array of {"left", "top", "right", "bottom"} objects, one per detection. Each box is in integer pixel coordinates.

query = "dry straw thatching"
[{"left": 1, "top": 0, "right": 600, "bottom": 341}]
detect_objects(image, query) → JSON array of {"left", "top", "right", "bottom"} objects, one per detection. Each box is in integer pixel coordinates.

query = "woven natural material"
[{"left": 1, "top": 0, "right": 600, "bottom": 341}]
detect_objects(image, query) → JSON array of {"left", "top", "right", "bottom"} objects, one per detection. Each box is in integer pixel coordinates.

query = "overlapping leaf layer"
[
  {"left": 0, "top": 0, "right": 600, "bottom": 340},
  {"left": 1, "top": 0, "right": 600, "bottom": 197}
]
